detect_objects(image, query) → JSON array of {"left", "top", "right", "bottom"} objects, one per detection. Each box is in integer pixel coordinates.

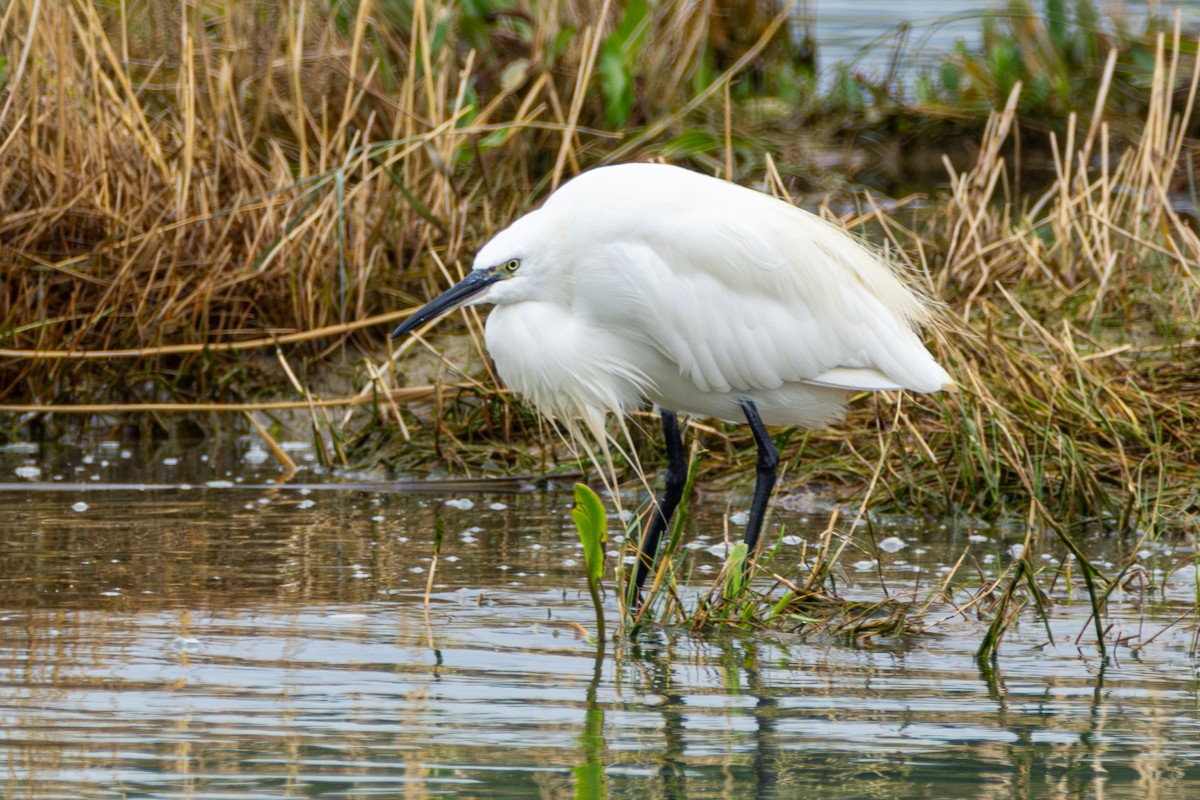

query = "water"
[
  {"left": 2, "top": 437, "right": 1199, "bottom": 798},
  {"left": 7, "top": 4, "right": 1200, "bottom": 797},
  {"left": 812, "top": 1, "right": 1200, "bottom": 83}
]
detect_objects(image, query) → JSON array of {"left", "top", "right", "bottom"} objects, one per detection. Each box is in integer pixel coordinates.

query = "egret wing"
[
  {"left": 577, "top": 209, "right": 944, "bottom": 395},
  {"left": 547, "top": 163, "right": 949, "bottom": 396}
]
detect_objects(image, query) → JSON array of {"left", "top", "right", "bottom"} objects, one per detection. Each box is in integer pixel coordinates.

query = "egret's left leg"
[{"left": 738, "top": 398, "right": 779, "bottom": 560}]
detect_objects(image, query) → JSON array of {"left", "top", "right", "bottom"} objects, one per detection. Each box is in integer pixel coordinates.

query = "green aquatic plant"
[
  {"left": 571, "top": 483, "right": 608, "bottom": 645},
  {"left": 2, "top": 0, "right": 1198, "bottom": 654}
]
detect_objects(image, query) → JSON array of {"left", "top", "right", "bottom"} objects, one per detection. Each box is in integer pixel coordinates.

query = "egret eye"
[{"left": 500, "top": 258, "right": 521, "bottom": 275}]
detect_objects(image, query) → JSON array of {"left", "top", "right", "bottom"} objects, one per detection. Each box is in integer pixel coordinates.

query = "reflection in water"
[
  {"left": 744, "top": 643, "right": 781, "bottom": 799},
  {"left": 628, "top": 639, "right": 689, "bottom": 798},
  {"left": 2, "top": 439, "right": 1200, "bottom": 798},
  {"left": 576, "top": 649, "right": 607, "bottom": 800}
]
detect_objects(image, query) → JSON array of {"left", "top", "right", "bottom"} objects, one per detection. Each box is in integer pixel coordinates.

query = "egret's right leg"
[
  {"left": 628, "top": 409, "right": 686, "bottom": 609},
  {"left": 738, "top": 398, "right": 779, "bottom": 562}
]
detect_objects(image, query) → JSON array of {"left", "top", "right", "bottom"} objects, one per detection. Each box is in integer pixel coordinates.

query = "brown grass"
[
  {"left": 1, "top": 1, "right": 1197, "bottom": 548},
  {"left": 0, "top": 0, "right": 756, "bottom": 403},
  {"left": 865, "top": 34, "right": 1200, "bottom": 537}
]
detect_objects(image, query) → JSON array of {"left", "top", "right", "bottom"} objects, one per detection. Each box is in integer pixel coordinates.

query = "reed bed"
[
  {"left": 2, "top": 2, "right": 1198, "bottom": 645},
  {"left": 870, "top": 33, "right": 1199, "bottom": 539},
  {"left": 0, "top": 0, "right": 752, "bottom": 401}
]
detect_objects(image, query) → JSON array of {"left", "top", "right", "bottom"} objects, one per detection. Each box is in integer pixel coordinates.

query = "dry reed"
[{"left": 1, "top": 1, "right": 1197, "bottom": 547}]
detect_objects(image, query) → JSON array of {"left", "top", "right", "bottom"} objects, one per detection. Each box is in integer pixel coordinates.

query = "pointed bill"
[{"left": 391, "top": 270, "right": 501, "bottom": 339}]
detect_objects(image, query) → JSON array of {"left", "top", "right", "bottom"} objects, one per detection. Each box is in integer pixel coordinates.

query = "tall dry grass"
[
  {"left": 621, "top": 41, "right": 1200, "bottom": 641},
  {"left": 1, "top": 1, "right": 1197, "bottom": 543},
  {"left": 0, "top": 0, "right": 753, "bottom": 403},
  {"left": 876, "top": 33, "right": 1200, "bottom": 537}
]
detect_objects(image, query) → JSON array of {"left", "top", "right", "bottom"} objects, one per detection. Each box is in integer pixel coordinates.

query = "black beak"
[{"left": 391, "top": 270, "right": 501, "bottom": 339}]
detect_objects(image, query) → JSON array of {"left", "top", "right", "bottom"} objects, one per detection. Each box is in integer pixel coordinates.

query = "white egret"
[{"left": 391, "top": 163, "right": 952, "bottom": 604}]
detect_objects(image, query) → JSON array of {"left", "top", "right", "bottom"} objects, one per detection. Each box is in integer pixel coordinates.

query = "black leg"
[
  {"left": 628, "top": 409, "right": 686, "bottom": 608},
  {"left": 738, "top": 398, "right": 778, "bottom": 561}
]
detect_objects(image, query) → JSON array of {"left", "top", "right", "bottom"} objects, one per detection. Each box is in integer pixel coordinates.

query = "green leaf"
[
  {"left": 722, "top": 542, "right": 749, "bottom": 601},
  {"left": 914, "top": 73, "right": 936, "bottom": 105},
  {"left": 1045, "top": 0, "right": 1067, "bottom": 51},
  {"left": 598, "top": 52, "right": 633, "bottom": 128},
  {"left": 658, "top": 129, "right": 721, "bottom": 159},
  {"left": 571, "top": 484, "right": 608, "bottom": 584},
  {"left": 766, "top": 590, "right": 795, "bottom": 621},
  {"left": 597, "top": 0, "right": 649, "bottom": 127},
  {"left": 940, "top": 59, "right": 962, "bottom": 94},
  {"left": 429, "top": 14, "right": 451, "bottom": 54},
  {"left": 571, "top": 484, "right": 608, "bottom": 644}
]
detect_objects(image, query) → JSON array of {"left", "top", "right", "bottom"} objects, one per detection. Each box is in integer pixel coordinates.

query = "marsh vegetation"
[{"left": 1, "top": 0, "right": 1198, "bottom": 645}]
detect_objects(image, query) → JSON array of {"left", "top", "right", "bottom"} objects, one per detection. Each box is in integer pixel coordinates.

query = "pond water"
[
  {"left": 2, "top": 436, "right": 1199, "bottom": 799},
  {"left": 5, "top": 5, "right": 1200, "bottom": 799},
  {"left": 813, "top": 0, "right": 1200, "bottom": 82}
]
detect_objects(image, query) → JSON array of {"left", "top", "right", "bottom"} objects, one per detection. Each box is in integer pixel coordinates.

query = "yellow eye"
[{"left": 501, "top": 258, "right": 521, "bottom": 274}]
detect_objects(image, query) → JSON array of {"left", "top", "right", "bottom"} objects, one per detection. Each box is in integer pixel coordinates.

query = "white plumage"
[
  {"left": 392, "top": 162, "right": 952, "bottom": 596},
  {"left": 473, "top": 163, "right": 950, "bottom": 431}
]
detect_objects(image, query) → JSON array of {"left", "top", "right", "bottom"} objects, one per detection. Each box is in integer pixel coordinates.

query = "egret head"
[{"left": 390, "top": 211, "right": 552, "bottom": 340}]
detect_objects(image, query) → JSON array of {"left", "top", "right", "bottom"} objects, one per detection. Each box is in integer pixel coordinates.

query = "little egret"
[{"left": 391, "top": 163, "right": 952, "bottom": 604}]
